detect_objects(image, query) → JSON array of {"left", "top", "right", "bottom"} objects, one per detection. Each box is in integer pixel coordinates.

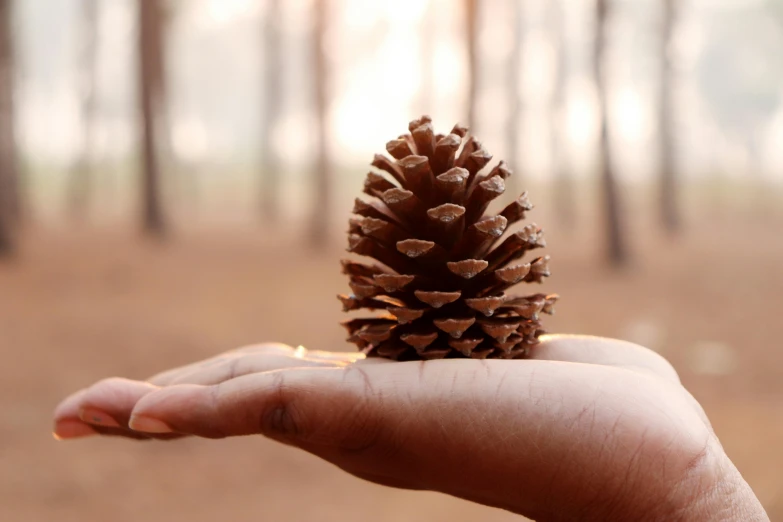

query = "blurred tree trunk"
[
  {"left": 309, "top": 0, "right": 330, "bottom": 248},
  {"left": 138, "top": 0, "right": 166, "bottom": 237},
  {"left": 594, "top": 0, "right": 627, "bottom": 266},
  {"left": 260, "top": 0, "right": 282, "bottom": 223},
  {"left": 0, "top": 0, "right": 16, "bottom": 256},
  {"left": 465, "top": 0, "right": 478, "bottom": 130},
  {"left": 658, "top": 0, "right": 679, "bottom": 234},
  {"left": 550, "top": 0, "right": 575, "bottom": 228},
  {"left": 68, "top": 0, "right": 99, "bottom": 221},
  {"left": 505, "top": 0, "right": 523, "bottom": 185}
]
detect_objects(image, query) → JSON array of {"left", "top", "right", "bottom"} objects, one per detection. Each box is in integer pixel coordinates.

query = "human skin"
[{"left": 53, "top": 335, "right": 768, "bottom": 521}]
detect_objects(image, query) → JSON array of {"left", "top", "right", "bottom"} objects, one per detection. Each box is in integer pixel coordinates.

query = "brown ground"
[{"left": 1, "top": 212, "right": 782, "bottom": 521}]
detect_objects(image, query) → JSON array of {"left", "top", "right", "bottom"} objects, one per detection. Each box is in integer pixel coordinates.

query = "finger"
[
  {"left": 80, "top": 378, "right": 158, "bottom": 427},
  {"left": 54, "top": 381, "right": 153, "bottom": 440},
  {"left": 147, "top": 344, "right": 363, "bottom": 386},
  {"left": 165, "top": 352, "right": 352, "bottom": 386},
  {"left": 55, "top": 348, "right": 360, "bottom": 439},
  {"left": 54, "top": 346, "right": 363, "bottom": 440},
  {"left": 55, "top": 377, "right": 182, "bottom": 440},
  {"left": 127, "top": 361, "right": 715, "bottom": 520},
  {"left": 54, "top": 388, "right": 90, "bottom": 423},
  {"left": 53, "top": 389, "right": 98, "bottom": 440},
  {"left": 532, "top": 334, "right": 681, "bottom": 383},
  {"left": 147, "top": 343, "right": 295, "bottom": 385}
]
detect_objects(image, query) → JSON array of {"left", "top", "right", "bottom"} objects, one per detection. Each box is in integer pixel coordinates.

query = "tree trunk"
[
  {"left": 505, "top": 0, "right": 523, "bottom": 186},
  {"left": 260, "top": 0, "right": 282, "bottom": 222},
  {"left": 0, "top": 0, "right": 16, "bottom": 256},
  {"left": 465, "top": 0, "right": 478, "bottom": 130},
  {"left": 68, "top": 0, "right": 99, "bottom": 220},
  {"left": 309, "top": 0, "right": 330, "bottom": 248},
  {"left": 139, "top": 0, "right": 165, "bottom": 237},
  {"left": 550, "top": 0, "right": 575, "bottom": 229},
  {"left": 595, "top": 0, "right": 627, "bottom": 266},
  {"left": 658, "top": 0, "right": 679, "bottom": 234}
]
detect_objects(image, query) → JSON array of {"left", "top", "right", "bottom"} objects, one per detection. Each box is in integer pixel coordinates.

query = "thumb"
[{"left": 129, "top": 361, "right": 715, "bottom": 521}]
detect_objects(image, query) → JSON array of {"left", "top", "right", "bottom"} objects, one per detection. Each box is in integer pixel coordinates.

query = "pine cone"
[{"left": 339, "top": 116, "right": 558, "bottom": 361}]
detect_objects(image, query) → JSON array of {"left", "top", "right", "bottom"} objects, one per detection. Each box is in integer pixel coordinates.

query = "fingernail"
[
  {"left": 53, "top": 419, "right": 98, "bottom": 440},
  {"left": 129, "top": 415, "right": 173, "bottom": 434},
  {"left": 79, "top": 407, "right": 122, "bottom": 428}
]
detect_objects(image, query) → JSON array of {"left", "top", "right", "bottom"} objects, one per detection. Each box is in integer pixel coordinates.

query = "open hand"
[{"left": 53, "top": 335, "right": 767, "bottom": 521}]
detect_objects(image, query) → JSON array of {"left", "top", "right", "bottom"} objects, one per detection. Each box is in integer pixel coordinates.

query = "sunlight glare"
[
  {"left": 172, "top": 117, "right": 209, "bottom": 162},
  {"left": 205, "top": 0, "right": 259, "bottom": 25},
  {"left": 333, "top": 0, "right": 431, "bottom": 155},
  {"left": 613, "top": 88, "right": 652, "bottom": 142},
  {"left": 382, "top": 0, "right": 428, "bottom": 23},
  {"left": 523, "top": 32, "right": 555, "bottom": 102},
  {"left": 341, "top": 0, "right": 382, "bottom": 28},
  {"left": 566, "top": 78, "right": 597, "bottom": 147}
]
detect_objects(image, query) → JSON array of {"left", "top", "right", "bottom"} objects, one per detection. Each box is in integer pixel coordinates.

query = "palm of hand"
[{"left": 54, "top": 336, "right": 759, "bottom": 521}]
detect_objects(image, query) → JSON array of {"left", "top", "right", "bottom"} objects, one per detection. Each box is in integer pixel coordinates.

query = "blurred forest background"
[{"left": 1, "top": 0, "right": 783, "bottom": 521}]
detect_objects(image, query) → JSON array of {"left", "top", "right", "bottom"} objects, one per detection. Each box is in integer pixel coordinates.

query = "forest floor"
[{"left": 1, "top": 212, "right": 782, "bottom": 521}]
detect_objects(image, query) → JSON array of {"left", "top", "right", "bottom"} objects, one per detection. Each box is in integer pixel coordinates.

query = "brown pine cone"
[{"left": 339, "top": 116, "right": 558, "bottom": 361}]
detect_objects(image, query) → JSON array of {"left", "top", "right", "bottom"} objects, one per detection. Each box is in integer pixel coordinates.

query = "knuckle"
[
  {"left": 670, "top": 435, "right": 721, "bottom": 502},
  {"left": 198, "top": 384, "right": 229, "bottom": 438},
  {"left": 257, "top": 372, "right": 304, "bottom": 438},
  {"left": 224, "top": 356, "right": 243, "bottom": 381},
  {"left": 257, "top": 367, "right": 406, "bottom": 463}
]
